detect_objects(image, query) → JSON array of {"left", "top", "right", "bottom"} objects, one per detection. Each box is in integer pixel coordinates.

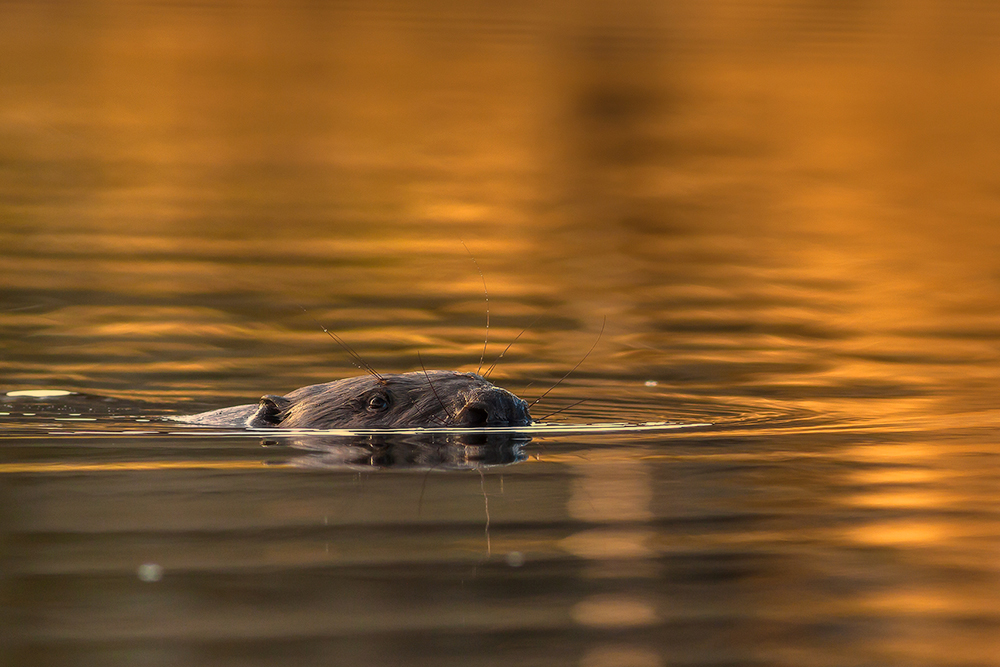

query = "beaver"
[{"left": 178, "top": 370, "right": 532, "bottom": 429}]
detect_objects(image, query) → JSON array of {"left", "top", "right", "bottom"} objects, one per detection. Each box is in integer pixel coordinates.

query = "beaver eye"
[{"left": 367, "top": 395, "right": 389, "bottom": 412}]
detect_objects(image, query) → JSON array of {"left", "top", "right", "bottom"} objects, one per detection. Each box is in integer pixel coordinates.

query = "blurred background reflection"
[{"left": 3, "top": 1, "right": 1000, "bottom": 666}]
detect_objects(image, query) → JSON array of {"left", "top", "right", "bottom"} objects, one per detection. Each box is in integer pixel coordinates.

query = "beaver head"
[{"left": 243, "top": 370, "right": 532, "bottom": 429}]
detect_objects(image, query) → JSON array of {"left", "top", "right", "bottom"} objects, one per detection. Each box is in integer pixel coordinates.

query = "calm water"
[{"left": 4, "top": 2, "right": 1000, "bottom": 665}]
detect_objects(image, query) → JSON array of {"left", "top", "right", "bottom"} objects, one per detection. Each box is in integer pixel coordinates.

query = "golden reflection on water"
[
  {"left": 563, "top": 453, "right": 664, "bottom": 664},
  {"left": 561, "top": 528, "right": 656, "bottom": 561},
  {"left": 570, "top": 595, "right": 659, "bottom": 628},
  {"left": 4, "top": 2, "right": 1000, "bottom": 666},
  {"left": 579, "top": 646, "right": 662, "bottom": 667},
  {"left": 847, "top": 520, "right": 955, "bottom": 547},
  {"left": 567, "top": 458, "right": 654, "bottom": 522}
]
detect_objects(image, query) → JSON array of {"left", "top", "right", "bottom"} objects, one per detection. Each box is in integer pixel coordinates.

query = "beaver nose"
[
  {"left": 453, "top": 390, "right": 532, "bottom": 427},
  {"left": 454, "top": 401, "right": 493, "bottom": 426}
]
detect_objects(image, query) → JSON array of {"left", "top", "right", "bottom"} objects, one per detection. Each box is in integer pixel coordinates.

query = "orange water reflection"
[{"left": 4, "top": 2, "right": 1000, "bottom": 666}]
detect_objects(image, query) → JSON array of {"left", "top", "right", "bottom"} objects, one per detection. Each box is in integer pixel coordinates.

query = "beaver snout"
[
  {"left": 454, "top": 389, "right": 532, "bottom": 427},
  {"left": 454, "top": 402, "right": 492, "bottom": 426}
]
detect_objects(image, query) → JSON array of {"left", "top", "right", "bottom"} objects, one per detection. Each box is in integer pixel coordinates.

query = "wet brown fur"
[{"left": 179, "top": 370, "right": 532, "bottom": 429}]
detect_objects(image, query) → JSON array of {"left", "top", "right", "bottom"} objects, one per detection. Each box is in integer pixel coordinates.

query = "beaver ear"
[{"left": 247, "top": 395, "right": 292, "bottom": 428}]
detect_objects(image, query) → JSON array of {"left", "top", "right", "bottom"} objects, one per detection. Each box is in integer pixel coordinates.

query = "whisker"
[
  {"left": 418, "top": 351, "right": 456, "bottom": 423},
  {"left": 296, "top": 304, "right": 384, "bottom": 383},
  {"left": 484, "top": 314, "right": 540, "bottom": 380},
  {"left": 419, "top": 412, "right": 448, "bottom": 427},
  {"left": 538, "top": 399, "right": 589, "bottom": 422},
  {"left": 461, "top": 240, "right": 489, "bottom": 376},
  {"left": 528, "top": 316, "right": 606, "bottom": 409}
]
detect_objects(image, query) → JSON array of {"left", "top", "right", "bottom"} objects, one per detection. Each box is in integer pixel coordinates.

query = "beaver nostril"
[{"left": 459, "top": 406, "right": 490, "bottom": 426}]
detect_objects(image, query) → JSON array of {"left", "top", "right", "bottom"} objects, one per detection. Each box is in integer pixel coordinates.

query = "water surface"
[{"left": 3, "top": 2, "right": 1000, "bottom": 666}]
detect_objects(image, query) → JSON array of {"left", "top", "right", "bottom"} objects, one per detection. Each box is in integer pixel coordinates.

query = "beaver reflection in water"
[{"left": 181, "top": 370, "right": 532, "bottom": 429}]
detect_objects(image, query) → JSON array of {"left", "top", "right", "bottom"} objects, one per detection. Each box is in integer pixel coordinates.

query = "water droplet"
[{"left": 137, "top": 563, "right": 164, "bottom": 582}]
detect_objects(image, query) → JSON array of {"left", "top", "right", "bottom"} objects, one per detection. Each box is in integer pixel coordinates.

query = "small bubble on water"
[
  {"left": 644, "top": 380, "right": 658, "bottom": 387},
  {"left": 137, "top": 563, "right": 164, "bottom": 582},
  {"left": 506, "top": 551, "right": 525, "bottom": 567}
]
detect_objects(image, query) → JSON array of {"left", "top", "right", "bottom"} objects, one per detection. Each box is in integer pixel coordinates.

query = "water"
[{"left": 4, "top": 1, "right": 1000, "bottom": 665}]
